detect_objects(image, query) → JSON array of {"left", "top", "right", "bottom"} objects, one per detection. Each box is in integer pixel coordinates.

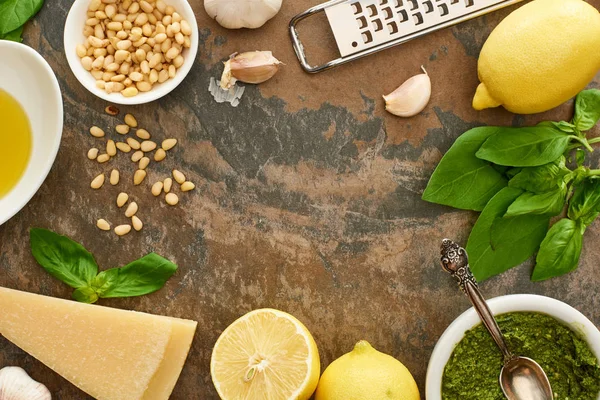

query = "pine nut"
[
  {"left": 124, "top": 113, "right": 137, "bottom": 127},
  {"left": 81, "top": 56, "right": 93, "bottom": 70},
  {"left": 165, "top": 192, "right": 179, "bottom": 205},
  {"left": 173, "top": 55, "right": 184, "bottom": 68},
  {"left": 90, "top": 126, "right": 105, "bottom": 137},
  {"left": 110, "top": 169, "right": 120, "bottom": 185},
  {"left": 136, "top": 81, "right": 152, "bottom": 92},
  {"left": 136, "top": 129, "right": 151, "bottom": 139},
  {"left": 172, "top": 169, "right": 185, "bottom": 184},
  {"left": 125, "top": 201, "right": 138, "bottom": 217},
  {"left": 105, "top": 105, "right": 119, "bottom": 115},
  {"left": 154, "top": 148, "right": 166, "bottom": 161},
  {"left": 132, "top": 215, "right": 143, "bottom": 231},
  {"left": 114, "top": 224, "right": 132, "bottom": 236},
  {"left": 116, "top": 142, "right": 131, "bottom": 152},
  {"left": 181, "top": 181, "right": 195, "bottom": 192},
  {"left": 163, "top": 177, "right": 173, "bottom": 193},
  {"left": 181, "top": 20, "right": 191, "bottom": 35},
  {"left": 106, "top": 140, "right": 117, "bottom": 156},
  {"left": 162, "top": 138, "right": 177, "bottom": 150},
  {"left": 97, "top": 219, "right": 111, "bottom": 231},
  {"left": 91, "top": 173, "right": 105, "bottom": 189},
  {"left": 122, "top": 87, "right": 139, "bottom": 97},
  {"left": 126, "top": 137, "right": 141, "bottom": 149},
  {"left": 115, "top": 124, "right": 129, "bottom": 134},
  {"left": 130, "top": 150, "right": 143, "bottom": 163},
  {"left": 139, "top": 156, "right": 150, "bottom": 170},
  {"left": 87, "top": 148, "right": 99, "bottom": 160},
  {"left": 151, "top": 181, "right": 163, "bottom": 196},
  {"left": 97, "top": 154, "right": 110, "bottom": 163},
  {"left": 141, "top": 140, "right": 157, "bottom": 152},
  {"left": 134, "top": 169, "right": 147, "bottom": 185},
  {"left": 76, "top": 44, "right": 87, "bottom": 58},
  {"left": 117, "top": 192, "right": 129, "bottom": 207}
]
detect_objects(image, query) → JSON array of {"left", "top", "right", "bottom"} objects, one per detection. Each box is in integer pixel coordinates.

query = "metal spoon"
[{"left": 439, "top": 239, "right": 553, "bottom": 400}]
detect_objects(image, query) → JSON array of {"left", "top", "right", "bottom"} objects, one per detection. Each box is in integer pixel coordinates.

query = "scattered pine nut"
[
  {"left": 139, "top": 156, "right": 150, "bottom": 170},
  {"left": 114, "top": 224, "right": 132, "bottom": 236},
  {"left": 162, "top": 138, "right": 177, "bottom": 150},
  {"left": 106, "top": 140, "right": 117, "bottom": 156},
  {"left": 91, "top": 173, "right": 105, "bottom": 189},
  {"left": 165, "top": 192, "right": 179, "bottom": 206},
  {"left": 90, "top": 126, "right": 105, "bottom": 138},
  {"left": 97, "top": 154, "right": 110, "bottom": 163},
  {"left": 140, "top": 140, "right": 157, "bottom": 152},
  {"left": 97, "top": 218, "right": 111, "bottom": 231},
  {"left": 126, "top": 137, "right": 141, "bottom": 150},
  {"left": 117, "top": 192, "right": 129, "bottom": 207},
  {"left": 181, "top": 181, "right": 195, "bottom": 192},
  {"left": 125, "top": 201, "right": 138, "bottom": 217},
  {"left": 87, "top": 148, "right": 99, "bottom": 160},
  {"left": 116, "top": 142, "right": 131, "bottom": 152},
  {"left": 151, "top": 181, "right": 163, "bottom": 196},
  {"left": 131, "top": 150, "right": 144, "bottom": 162},
  {"left": 136, "top": 129, "right": 151, "bottom": 140},
  {"left": 154, "top": 148, "right": 166, "bottom": 161},
  {"left": 116, "top": 124, "right": 130, "bottom": 134},
  {"left": 163, "top": 177, "right": 173, "bottom": 193},
  {"left": 172, "top": 169, "right": 185, "bottom": 184},
  {"left": 134, "top": 169, "right": 147, "bottom": 185},
  {"left": 110, "top": 169, "right": 120, "bottom": 185},
  {"left": 105, "top": 105, "right": 119, "bottom": 116},
  {"left": 124, "top": 113, "right": 137, "bottom": 127},
  {"left": 132, "top": 215, "right": 143, "bottom": 231}
]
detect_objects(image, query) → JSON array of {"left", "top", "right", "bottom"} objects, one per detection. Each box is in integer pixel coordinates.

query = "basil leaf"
[
  {"left": 575, "top": 149, "right": 586, "bottom": 167},
  {"left": 568, "top": 179, "right": 600, "bottom": 226},
  {"left": 476, "top": 126, "right": 571, "bottom": 167},
  {"left": 422, "top": 127, "right": 507, "bottom": 211},
  {"left": 466, "top": 187, "right": 550, "bottom": 281},
  {"left": 93, "top": 253, "right": 177, "bottom": 298},
  {"left": 72, "top": 287, "right": 99, "bottom": 304},
  {"left": 0, "top": 25, "right": 23, "bottom": 42},
  {"left": 505, "top": 187, "right": 567, "bottom": 217},
  {"left": 0, "top": 0, "right": 43, "bottom": 35},
  {"left": 532, "top": 219, "right": 584, "bottom": 281},
  {"left": 573, "top": 89, "right": 600, "bottom": 132},
  {"left": 508, "top": 157, "right": 569, "bottom": 193},
  {"left": 30, "top": 228, "right": 99, "bottom": 289},
  {"left": 537, "top": 120, "right": 577, "bottom": 134}
]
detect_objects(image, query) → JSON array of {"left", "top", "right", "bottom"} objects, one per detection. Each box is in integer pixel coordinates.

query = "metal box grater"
[{"left": 289, "top": 0, "right": 524, "bottom": 73}]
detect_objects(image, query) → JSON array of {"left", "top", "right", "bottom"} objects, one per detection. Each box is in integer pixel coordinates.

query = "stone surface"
[{"left": 1, "top": 0, "right": 600, "bottom": 398}]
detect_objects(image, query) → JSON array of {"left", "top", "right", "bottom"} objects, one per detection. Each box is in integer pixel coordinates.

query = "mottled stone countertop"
[{"left": 1, "top": 0, "right": 600, "bottom": 398}]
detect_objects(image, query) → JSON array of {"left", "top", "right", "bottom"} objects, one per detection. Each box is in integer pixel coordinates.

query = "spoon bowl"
[{"left": 501, "top": 357, "right": 553, "bottom": 400}]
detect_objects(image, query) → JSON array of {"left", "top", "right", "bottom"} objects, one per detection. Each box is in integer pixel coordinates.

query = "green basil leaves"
[
  {"left": 423, "top": 88, "right": 600, "bottom": 281},
  {"left": 0, "top": 0, "right": 44, "bottom": 42},
  {"left": 30, "top": 228, "right": 177, "bottom": 303}
]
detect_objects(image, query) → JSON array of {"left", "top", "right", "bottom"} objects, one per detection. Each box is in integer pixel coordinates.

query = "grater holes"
[
  {"left": 450, "top": 0, "right": 459, "bottom": 3},
  {"left": 387, "top": 21, "right": 398, "bottom": 34},
  {"left": 397, "top": 9, "right": 408, "bottom": 22},
  {"left": 367, "top": 4, "right": 378, "bottom": 17},
  {"left": 379, "top": 0, "right": 388, "bottom": 4},
  {"left": 356, "top": 16, "right": 368, "bottom": 29},
  {"left": 465, "top": 0, "right": 474, "bottom": 5},
  {"left": 361, "top": 31, "right": 374, "bottom": 44},
  {"left": 438, "top": 3, "right": 449, "bottom": 16},
  {"left": 413, "top": 12, "right": 423, "bottom": 25},
  {"left": 423, "top": 0, "right": 433, "bottom": 13},
  {"left": 382, "top": 6, "right": 393, "bottom": 19},
  {"left": 351, "top": 2, "right": 362, "bottom": 14},
  {"left": 408, "top": 0, "right": 418, "bottom": 10},
  {"left": 372, "top": 18, "right": 384, "bottom": 31}
]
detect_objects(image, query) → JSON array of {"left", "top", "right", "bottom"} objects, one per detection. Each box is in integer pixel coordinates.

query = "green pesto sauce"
[{"left": 442, "top": 312, "right": 600, "bottom": 400}]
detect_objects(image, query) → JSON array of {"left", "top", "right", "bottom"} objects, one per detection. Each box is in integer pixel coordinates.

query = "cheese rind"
[{"left": 0, "top": 286, "right": 196, "bottom": 400}]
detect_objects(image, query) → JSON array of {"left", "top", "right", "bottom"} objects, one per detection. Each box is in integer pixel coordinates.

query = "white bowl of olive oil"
[{"left": 0, "top": 41, "right": 63, "bottom": 225}]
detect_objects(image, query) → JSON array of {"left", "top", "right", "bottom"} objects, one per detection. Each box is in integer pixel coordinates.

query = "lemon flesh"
[
  {"left": 315, "top": 340, "right": 420, "bottom": 400},
  {"left": 473, "top": 0, "right": 600, "bottom": 114},
  {"left": 211, "top": 308, "right": 320, "bottom": 400}
]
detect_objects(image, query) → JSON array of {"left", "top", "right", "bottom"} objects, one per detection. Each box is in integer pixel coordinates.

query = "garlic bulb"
[
  {"left": 204, "top": 0, "right": 282, "bottom": 29},
  {"left": 220, "top": 51, "right": 282, "bottom": 89},
  {"left": 383, "top": 66, "right": 431, "bottom": 117},
  {"left": 0, "top": 367, "right": 51, "bottom": 400}
]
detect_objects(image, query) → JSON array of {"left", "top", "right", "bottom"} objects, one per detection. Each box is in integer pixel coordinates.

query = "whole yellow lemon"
[
  {"left": 314, "top": 340, "right": 420, "bottom": 400},
  {"left": 473, "top": 0, "right": 600, "bottom": 114}
]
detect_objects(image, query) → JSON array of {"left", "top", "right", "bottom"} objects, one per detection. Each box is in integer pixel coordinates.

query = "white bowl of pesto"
[
  {"left": 426, "top": 294, "right": 600, "bottom": 400},
  {"left": 0, "top": 41, "right": 63, "bottom": 226}
]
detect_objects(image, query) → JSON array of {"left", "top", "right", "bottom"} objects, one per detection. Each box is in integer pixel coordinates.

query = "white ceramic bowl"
[
  {"left": 0, "top": 41, "right": 63, "bottom": 226},
  {"left": 426, "top": 294, "right": 600, "bottom": 399},
  {"left": 63, "top": 0, "right": 199, "bottom": 105}
]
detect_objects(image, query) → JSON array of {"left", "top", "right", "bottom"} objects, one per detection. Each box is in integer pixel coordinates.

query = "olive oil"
[{"left": 0, "top": 89, "right": 32, "bottom": 198}]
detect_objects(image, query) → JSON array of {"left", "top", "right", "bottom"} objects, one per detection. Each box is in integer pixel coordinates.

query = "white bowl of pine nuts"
[{"left": 64, "top": 0, "right": 198, "bottom": 105}]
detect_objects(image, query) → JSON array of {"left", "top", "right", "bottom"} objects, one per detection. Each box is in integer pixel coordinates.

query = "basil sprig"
[
  {"left": 0, "top": 0, "right": 44, "bottom": 42},
  {"left": 424, "top": 89, "right": 600, "bottom": 281},
  {"left": 30, "top": 228, "right": 177, "bottom": 303}
]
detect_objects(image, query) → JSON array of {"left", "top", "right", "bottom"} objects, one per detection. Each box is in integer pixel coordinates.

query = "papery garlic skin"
[
  {"left": 205, "top": 0, "right": 282, "bottom": 29},
  {"left": 220, "top": 51, "right": 282, "bottom": 89},
  {"left": 0, "top": 367, "right": 51, "bottom": 400},
  {"left": 383, "top": 67, "right": 431, "bottom": 117}
]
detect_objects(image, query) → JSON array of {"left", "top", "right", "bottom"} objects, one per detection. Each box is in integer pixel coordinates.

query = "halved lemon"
[{"left": 211, "top": 308, "right": 320, "bottom": 400}]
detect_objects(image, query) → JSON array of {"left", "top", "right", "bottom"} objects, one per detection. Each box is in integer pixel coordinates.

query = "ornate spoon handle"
[{"left": 440, "top": 239, "right": 514, "bottom": 363}]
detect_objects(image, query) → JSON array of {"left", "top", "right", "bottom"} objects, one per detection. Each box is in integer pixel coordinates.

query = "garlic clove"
[
  {"left": 204, "top": 0, "right": 282, "bottom": 29},
  {"left": 0, "top": 367, "right": 51, "bottom": 400},
  {"left": 383, "top": 66, "right": 431, "bottom": 117},
  {"left": 220, "top": 51, "right": 282, "bottom": 89}
]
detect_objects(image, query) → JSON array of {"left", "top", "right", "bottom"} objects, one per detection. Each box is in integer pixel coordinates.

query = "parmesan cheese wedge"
[{"left": 0, "top": 286, "right": 197, "bottom": 400}]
